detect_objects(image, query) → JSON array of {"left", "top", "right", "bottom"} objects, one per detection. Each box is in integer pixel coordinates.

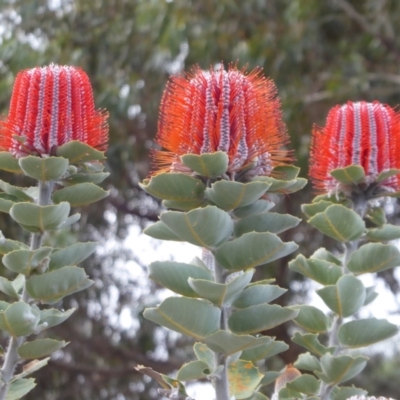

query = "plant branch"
[
  {"left": 0, "top": 180, "right": 54, "bottom": 400},
  {"left": 211, "top": 254, "right": 230, "bottom": 400}
]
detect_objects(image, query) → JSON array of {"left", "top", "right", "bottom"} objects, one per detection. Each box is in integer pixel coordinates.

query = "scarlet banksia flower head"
[
  {"left": 0, "top": 64, "right": 108, "bottom": 157},
  {"left": 310, "top": 101, "right": 400, "bottom": 194},
  {"left": 153, "top": 64, "right": 291, "bottom": 177}
]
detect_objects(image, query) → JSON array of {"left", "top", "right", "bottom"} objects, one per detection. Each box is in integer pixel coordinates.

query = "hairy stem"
[
  {"left": 318, "top": 193, "right": 368, "bottom": 400},
  {"left": 0, "top": 181, "right": 53, "bottom": 400},
  {"left": 205, "top": 249, "right": 230, "bottom": 400}
]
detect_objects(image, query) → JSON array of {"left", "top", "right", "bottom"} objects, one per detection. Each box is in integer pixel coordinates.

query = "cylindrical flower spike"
[
  {"left": 310, "top": 101, "right": 400, "bottom": 194},
  {"left": 0, "top": 64, "right": 108, "bottom": 157},
  {"left": 153, "top": 64, "right": 291, "bottom": 177}
]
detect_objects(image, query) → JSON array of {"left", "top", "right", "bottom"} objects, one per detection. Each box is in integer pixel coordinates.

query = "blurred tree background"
[{"left": 0, "top": 0, "right": 399, "bottom": 399}]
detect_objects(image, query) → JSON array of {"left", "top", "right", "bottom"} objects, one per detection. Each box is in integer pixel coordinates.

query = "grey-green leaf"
[
  {"left": 148, "top": 261, "right": 213, "bottom": 297},
  {"left": 49, "top": 242, "right": 97, "bottom": 270},
  {"left": 0, "top": 302, "right": 40, "bottom": 337},
  {"left": 216, "top": 232, "right": 298, "bottom": 272},
  {"left": 52, "top": 183, "right": 109, "bottom": 207},
  {"left": 366, "top": 224, "right": 400, "bottom": 241},
  {"left": 338, "top": 318, "right": 398, "bottom": 348},
  {"left": 160, "top": 206, "right": 233, "bottom": 248},
  {"left": 234, "top": 212, "right": 300, "bottom": 237},
  {"left": 188, "top": 269, "right": 253, "bottom": 306},
  {"left": 19, "top": 156, "right": 69, "bottom": 181},
  {"left": 232, "top": 284, "right": 287, "bottom": 309},
  {"left": 229, "top": 304, "right": 298, "bottom": 334},
  {"left": 317, "top": 275, "right": 365, "bottom": 317},
  {"left": 347, "top": 243, "right": 400, "bottom": 275},
  {"left": 144, "top": 297, "right": 220, "bottom": 341},
  {"left": 308, "top": 205, "right": 365, "bottom": 242},
  {"left": 205, "top": 181, "right": 271, "bottom": 211},
  {"left": 18, "top": 338, "right": 67, "bottom": 359},
  {"left": 288, "top": 254, "right": 342, "bottom": 286},
  {"left": 144, "top": 221, "right": 184, "bottom": 241},
  {"left": 10, "top": 202, "right": 70, "bottom": 232},
  {"left": 180, "top": 151, "right": 229, "bottom": 178},
  {"left": 318, "top": 354, "right": 368, "bottom": 385},
  {"left": 26, "top": 266, "right": 93, "bottom": 304},
  {"left": 291, "top": 305, "right": 329, "bottom": 333}
]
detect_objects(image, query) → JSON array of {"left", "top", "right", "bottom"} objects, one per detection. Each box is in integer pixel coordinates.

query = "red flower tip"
[
  {"left": 0, "top": 64, "right": 108, "bottom": 157},
  {"left": 310, "top": 101, "right": 400, "bottom": 193},
  {"left": 152, "top": 64, "right": 291, "bottom": 177}
]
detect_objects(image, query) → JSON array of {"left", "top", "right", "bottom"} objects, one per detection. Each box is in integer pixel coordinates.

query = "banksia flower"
[
  {"left": 310, "top": 101, "right": 400, "bottom": 194},
  {"left": 153, "top": 64, "right": 290, "bottom": 177},
  {"left": 0, "top": 64, "right": 108, "bottom": 157}
]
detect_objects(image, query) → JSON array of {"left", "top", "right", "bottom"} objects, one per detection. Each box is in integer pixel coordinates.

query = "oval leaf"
[
  {"left": 144, "top": 221, "right": 183, "bottom": 241},
  {"left": 308, "top": 205, "right": 365, "bottom": 242},
  {"left": 347, "top": 242, "right": 400, "bottom": 275},
  {"left": 366, "top": 224, "right": 400, "bottom": 241},
  {"left": 205, "top": 181, "right": 271, "bottom": 211},
  {"left": 140, "top": 173, "right": 205, "bottom": 203},
  {"left": 205, "top": 331, "right": 276, "bottom": 356},
  {"left": 241, "top": 339, "right": 288, "bottom": 361},
  {"left": 56, "top": 140, "right": 106, "bottom": 163},
  {"left": 0, "top": 152, "right": 23, "bottom": 173},
  {"left": 180, "top": 151, "right": 229, "bottom": 178},
  {"left": 19, "top": 156, "right": 69, "bottom": 181},
  {"left": 3, "top": 247, "right": 52, "bottom": 275},
  {"left": 39, "top": 308, "right": 76, "bottom": 329},
  {"left": 49, "top": 242, "right": 97, "bottom": 270},
  {"left": 338, "top": 318, "right": 398, "bottom": 348},
  {"left": 26, "top": 266, "right": 93, "bottom": 304},
  {"left": 292, "top": 332, "right": 336, "bottom": 356},
  {"left": 234, "top": 212, "right": 300, "bottom": 237},
  {"left": 291, "top": 305, "right": 329, "bottom": 333},
  {"left": 318, "top": 354, "right": 368, "bottom": 385},
  {"left": 330, "top": 165, "right": 365, "bottom": 185},
  {"left": 216, "top": 232, "right": 298, "bottom": 272},
  {"left": 0, "top": 302, "right": 40, "bottom": 337},
  {"left": 53, "top": 183, "right": 109, "bottom": 207},
  {"left": 18, "top": 338, "right": 67, "bottom": 359},
  {"left": 228, "top": 360, "right": 263, "bottom": 400},
  {"left": 229, "top": 304, "right": 298, "bottom": 334},
  {"left": 10, "top": 202, "right": 70, "bottom": 232},
  {"left": 232, "top": 199, "right": 275, "bottom": 219},
  {"left": 160, "top": 206, "right": 233, "bottom": 248},
  {"left": 144, "top": 297, "right": 220, "bottom": 341},
  {"left": 233, "top": 284, "right": 287, "bottom": 309},
  {"left": 176, "top": 360, "right": 210, "bottom": 381},
  {"left": 188, "top": 269, "right": 254, "bottom": 306},
  {"left": 289, "top": 254, "right": 342, "bottom": 286},
  {"left": 317, "top": 275, "right": 365, "bottom": 317},
  {"left": 149, "top": 261, "right": 213, "bottom": 297}
]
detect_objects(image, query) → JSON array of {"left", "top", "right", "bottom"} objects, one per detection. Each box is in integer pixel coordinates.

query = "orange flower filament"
[
  {"left": 0, "top": 64, "right": 108, "bottom": 157},
  {"left": 310, "top": 101, "right": 400, "bottom": 193},
  {"left": 153, "top": 65, "right": 290, "bottom": 177}
]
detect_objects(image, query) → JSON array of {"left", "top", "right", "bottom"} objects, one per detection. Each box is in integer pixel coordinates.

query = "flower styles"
[
  {"left": 0, "top": 64, "right": 108, "bottom": 157},
  {"left": 152, "top": 64, "right": 291, "bottom": 177},
  {"left": 310, "top": 101, "right": 400, "bottom": 194}
]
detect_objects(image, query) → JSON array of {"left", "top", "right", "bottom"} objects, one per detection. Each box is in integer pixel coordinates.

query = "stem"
[
  {"left": 318, "top": 192, "right": 368, "bottom": 400},
  {"left": 0, "top": 181, "right": 53, "bottom": 399},
  {"left": 205, "top": 250, "right": 230, "bottom": 400}
]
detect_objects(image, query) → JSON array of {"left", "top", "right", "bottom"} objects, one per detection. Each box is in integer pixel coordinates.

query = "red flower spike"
[
  {"left": 0, "top": 64, "right": 108, "bottom": 157},
  {"left": 152, "top": 65, "right": 291, "bottom": 177},
  {"left": 310, "top": 101, "right": 400, "bottom": 193}
]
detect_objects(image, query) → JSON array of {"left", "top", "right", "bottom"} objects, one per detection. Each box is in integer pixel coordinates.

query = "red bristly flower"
[
  {"left": 0, "top": 64, "right": 108, "bottom": 157},
  {"left": 153, "top": 65, "right": 291, "bottom": 177},
  {"left": 310, "top": 101, "right": 400, "bottom": 193}
]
